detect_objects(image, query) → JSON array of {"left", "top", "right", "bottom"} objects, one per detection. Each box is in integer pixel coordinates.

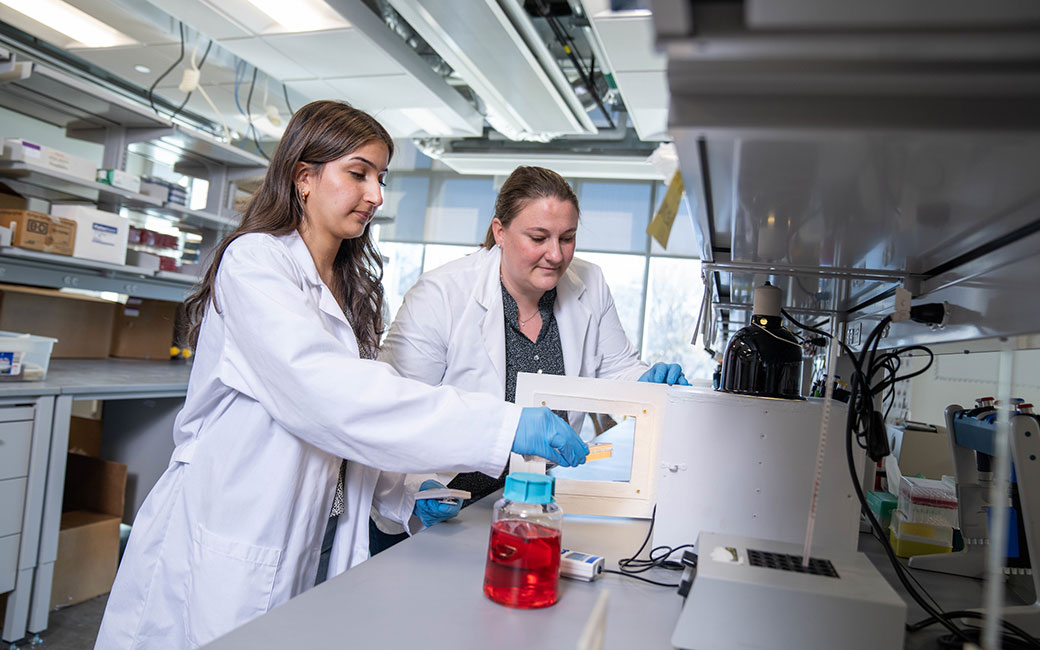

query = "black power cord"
[
  {"left": 168, "top": 39, "right": 214, "bottom": 123},
  {"left": 601, "top": 506, "right": 692, "bottom": 588},
  {"left": 148, "top": 22, "right": 184, "bottom": 117},
  {"left": 282, "top": 82, "right": 295, "bottom": 116},
  {"left": 784, "top": 307, "right": 1040, "bottom": 648},
  {"left": 244, "top": 67, "right": 269, "bottom": 161}
]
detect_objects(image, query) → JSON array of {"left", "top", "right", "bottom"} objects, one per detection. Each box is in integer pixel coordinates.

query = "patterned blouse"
[{"left": 448, "top": 282, "right": 565, "bottom": 504}]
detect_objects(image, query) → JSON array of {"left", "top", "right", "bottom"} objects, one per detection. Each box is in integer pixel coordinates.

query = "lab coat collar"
[
  {"left": 554, "top": 264, "right": 590, "bottom": 376},
  {"left": 280, "top": 231, "right": 355, "bottom": 335},
  {"left": 473, "top": 246, "right": 591, "bottom": 381},
  {"left": 475, "top": 246, "right": 507, "bottom": 384}
]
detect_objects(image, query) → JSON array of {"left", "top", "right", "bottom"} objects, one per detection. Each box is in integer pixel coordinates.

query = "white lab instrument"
[
  {"left": 672, "top": 532, "right": 906, "bottom": 650},
  {"left": 560, "top": 549, "right": 605, "bottom": 581},
  {"left": 511, "top": 373, "right": 669, "bottom": 518},
  {"left": 654, "top": 386, "right": 863, "bottom": 553}
]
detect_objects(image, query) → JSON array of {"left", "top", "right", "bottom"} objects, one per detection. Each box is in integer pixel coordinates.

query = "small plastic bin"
[
  {"left": 0, "top": 330, "right": 57, "bottom": 381},
  {"left": 867, "top": 490, "right": 898, "bottom": 530},
  {"left": 898, "top": 476, "right": 958, "bottom": 527},
  {"left": 889, "top": 510, "right": 954, "bottom": 558}
]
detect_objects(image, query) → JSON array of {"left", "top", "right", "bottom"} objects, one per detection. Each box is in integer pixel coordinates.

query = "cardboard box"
[
  {"left": 0, "top": 283, "right": 116, "bottom": 358},
  {"left": 2, "top": 138, "right": 97, "bottom": 182},
  {"left": 110, "top": 297, "right": 178, "bottom": 360},
  {"left": 49, "top": 205, "right": 129, "bottom": 265},
  {"left": 50, "top": 453, "right": 126, "bottom": 610},
  {"left": 69, "top": 416, "right": 103, "bottom": 457},
  {"left": 0, "top": 209, "right": 76, "bottom": 255},
  {"left": 0, "top": 186, "right": 26, "bottom": 210}
]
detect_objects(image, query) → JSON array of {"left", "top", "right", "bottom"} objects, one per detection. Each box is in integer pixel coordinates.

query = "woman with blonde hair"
[{"left": 379, "top": 165, "right": 687, "bottom": 519}]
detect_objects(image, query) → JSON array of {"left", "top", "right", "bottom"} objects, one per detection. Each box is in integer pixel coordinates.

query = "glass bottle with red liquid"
[{"left": 483, "top": 473, "right": 563, "bottom": 608}]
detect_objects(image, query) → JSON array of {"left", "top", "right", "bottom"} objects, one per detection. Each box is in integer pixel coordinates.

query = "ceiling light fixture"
[
  {"left": 133, "top": 64, "right": 151, "bottom": 73},
  {"left": 432, "top": 152, "right": 665, "bottom": 181},
  {"left": 244, "top": 0, "right": 350, "bottom": 33},
  {"left": 0, "top": 0, "right": 136, "bottom": 48}
]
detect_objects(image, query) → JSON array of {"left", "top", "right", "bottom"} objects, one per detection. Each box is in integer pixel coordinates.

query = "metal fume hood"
[{"left": 651, "top": 0, "right": 1040, "bottom": 349}]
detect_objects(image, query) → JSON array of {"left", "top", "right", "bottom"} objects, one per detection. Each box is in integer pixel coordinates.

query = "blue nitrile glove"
[
  {"left": 639, "top": 362, "right": 690, "bottom": 386},
  {"left": 511, "top": 407, "right": 589, "bottom": 467},
  {"left": 413, "top": 480, "right": 462, "bottom": 527}
]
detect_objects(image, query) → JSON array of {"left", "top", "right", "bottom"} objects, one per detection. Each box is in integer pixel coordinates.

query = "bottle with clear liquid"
[{"left": 483, "top": 473, "right": 563, "bottom": 609}]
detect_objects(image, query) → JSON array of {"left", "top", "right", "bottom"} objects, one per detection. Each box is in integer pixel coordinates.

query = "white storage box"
[
  {"left": 97, "top": 169, "right": 141, "bottom": 193},
  {"left": 0, "top": 330, "right": 57, "bottom": 381},
  {"left": 124, "top": 249, "right": 160, "bottom": 272},
  {"left": 49, "top": 205, "right": 129, "bottom": 265},
  {"left": 2, "top": 138, "right": 97, "bottom": 182}
]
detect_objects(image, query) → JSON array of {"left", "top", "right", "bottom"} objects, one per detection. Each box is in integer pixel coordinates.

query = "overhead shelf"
[
  {"left": 0, "top": 161, "right": 236, "bottom": 230},
  {"left": 0, "top": 57, "right": 267, "bottom": 171},
  {"left": 0, "top": 246, "right": 198, "bottom": 302}
]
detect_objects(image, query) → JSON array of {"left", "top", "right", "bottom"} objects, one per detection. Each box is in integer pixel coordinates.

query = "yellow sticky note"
[{"left": 647, "top": 171, "right": 684, "bottom": 249}]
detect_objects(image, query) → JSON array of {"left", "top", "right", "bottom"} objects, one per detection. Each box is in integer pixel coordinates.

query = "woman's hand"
[
  {"left": 413, "top": 480, "right": 463, "bottom": 527},
  {"left": 639, "top": 362, "right": 689, "bottom": 386},
  {"left": 511, "top": 407, "right": 589, "bottom": 467}
]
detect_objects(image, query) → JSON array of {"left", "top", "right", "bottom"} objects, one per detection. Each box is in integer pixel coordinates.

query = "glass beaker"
[{"left": 483, "top": 473, "right": 563, "bottom": 608}]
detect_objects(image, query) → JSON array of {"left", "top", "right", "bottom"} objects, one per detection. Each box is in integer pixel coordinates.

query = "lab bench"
[
  {"left": 204, "top": 494, "right": 1025, "bottom": 650},
  {"left": 0, "top": 358, "right": 190, "bottom": 643}
]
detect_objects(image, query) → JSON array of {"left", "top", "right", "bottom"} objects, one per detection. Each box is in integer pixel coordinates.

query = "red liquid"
[{"left": 483, "top": 519, "right": 561, "bottom": 608}]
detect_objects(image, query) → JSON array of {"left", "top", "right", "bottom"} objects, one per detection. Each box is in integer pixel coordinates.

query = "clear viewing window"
[
  {"left": 424, "top": 177, "right": 496, "bottom": 244},
  {"left": 548, "top": 411, "right": 635, "bottom": 483},
  {"left": 378, "top": 241, "right": 424, "bottom": 325},
  {"left": 573, "top": 251, "right": 646, "bottom": 347},
  {"left": 422, "top": 243, "right": 479, "bottom": 274},
  {"left": 378, "top": 175, "right": 430, "bottom": 242},
  {"left": 577, "top": 181, "right": 652, "bottom": 253},
  {"left": 643, "top": 257, "right": 715, "bottom": 380}
]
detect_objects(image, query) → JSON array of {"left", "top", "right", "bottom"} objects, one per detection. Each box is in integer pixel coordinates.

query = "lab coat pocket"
[{"left": 185, "top": 524, "right": 282, "bottom": 646}]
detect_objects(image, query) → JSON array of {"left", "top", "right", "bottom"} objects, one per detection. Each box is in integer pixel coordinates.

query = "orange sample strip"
[{"left": 585, "top": 443, "right": 613, "bottom": 462}]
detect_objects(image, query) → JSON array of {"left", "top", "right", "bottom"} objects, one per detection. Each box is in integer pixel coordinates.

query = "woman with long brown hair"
[{"left": 94, "top": 102, "right": 587, "bottom": 650}]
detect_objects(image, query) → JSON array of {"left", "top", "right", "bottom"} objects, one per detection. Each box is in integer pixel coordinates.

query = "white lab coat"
[
  {"left": 380, "top": 245, "right": 649, "bottom": 416},
  {"left": 95, "top": 232, "right": 520, "bottom": 650},
  {"left": 374, "top": 246, "right": 647, "bottom": 518}
]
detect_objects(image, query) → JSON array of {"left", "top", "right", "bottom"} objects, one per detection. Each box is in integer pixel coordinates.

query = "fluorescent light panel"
[
  {"left": 245, "top": 0, "right": 350, "bottom": 33},
  {"left": 0, "top": 0, "right": 136, "bottom": 47},
  {"left": 436, "top": 153, "right": 665, "bottom": 181}
]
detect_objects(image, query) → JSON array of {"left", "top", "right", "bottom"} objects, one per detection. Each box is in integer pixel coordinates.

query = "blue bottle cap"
[{"left": 504, "top": 473, "right": 555, "bottom": 505}]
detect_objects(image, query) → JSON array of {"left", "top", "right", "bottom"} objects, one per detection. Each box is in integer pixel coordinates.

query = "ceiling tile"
[
  {"left": 147, "top": 0, "right": 253, "bottom": 40},
  {"left": 262, "top": 29, "right": 403, "bottom": 79},
  {"left": 323, "top": 75, "right": 441, "bottom": 112},
  {"left": 218, "top": 37, "right": 316, "bottom": 81},
  {"left": 77, "top": 43, "right": 241, "bottom": 90}
]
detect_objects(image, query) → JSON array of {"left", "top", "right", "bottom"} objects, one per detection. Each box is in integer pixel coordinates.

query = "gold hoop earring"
[{"left": 297, "top": 186, "right": 309, "bottom": 203}]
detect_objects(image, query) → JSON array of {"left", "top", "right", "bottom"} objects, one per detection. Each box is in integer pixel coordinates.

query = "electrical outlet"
[{"left": 845, "top": 322, "right": 862, "bottom": 347}]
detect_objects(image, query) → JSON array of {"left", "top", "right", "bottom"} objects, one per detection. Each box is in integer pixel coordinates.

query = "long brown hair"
[
  {"left": 184, "top": 100, "right": 393, "bottom": 354},
  {"left": 481, "top": 166, "right": 579, "bottom": 248}
]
